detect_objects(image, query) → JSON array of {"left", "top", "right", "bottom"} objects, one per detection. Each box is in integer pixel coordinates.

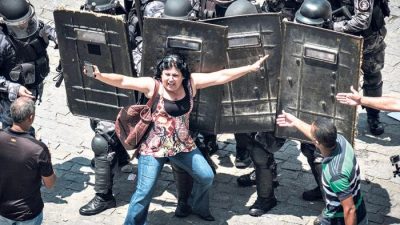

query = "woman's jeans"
[
  {"left": 0, "top": 212, "right": 43, "bottom": 225},
  {"left": 124, "top": 148, "right": 214, "bottom": 225}
]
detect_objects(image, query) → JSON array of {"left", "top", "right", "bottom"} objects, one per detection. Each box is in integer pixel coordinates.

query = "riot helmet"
[
  {"left": 294, "top": 0, "right": 332, "bottom": 27},
  {"left": 0, "top": 0, "right": 39, "bottom": 39},
  {"left": 224, "top": 0, "right": 258, "bottom": 17},
  {"left": 143, "top": 1, "right": 165, "bottom": 18},
  {"left": 163, "top": 0, "right": 192, "bottom": 20},
  {"left": 83, "top": 0, "right": 118, "bottom": 13}
]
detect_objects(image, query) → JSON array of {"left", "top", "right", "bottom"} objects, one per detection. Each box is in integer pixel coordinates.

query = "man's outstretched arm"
[
  {"left": 336, "top": 86, "right": 400, "bottom": 112},
  {"left": 276, "top": 110, "right": 314, "bottom": 141}
]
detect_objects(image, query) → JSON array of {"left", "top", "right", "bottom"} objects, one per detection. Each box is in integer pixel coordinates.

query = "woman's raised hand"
[
  {"left": 249, "top": 54, "right": 269, "bottom": 72},
  {"left": 82, "top": 63, "right": 101, "bottom": 78}
]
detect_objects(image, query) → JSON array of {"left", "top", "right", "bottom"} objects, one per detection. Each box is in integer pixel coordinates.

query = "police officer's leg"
[
  {"left": 248, "top": 137, "right": 277, "bottom": 216},
  {"left": 362, "top": 33, "right": 386, "bottom": 135},
  {"left": 301, "top": 143, "right": 323, "bottom": 201},
  {"left": 80, "top": 130, "right": 116, "bottom": 215},
  {"left": 192, "top": 131, "right": 217, "bottom": 174},
  {"left": 202, "top": 132, "right": 219, "bottom": 155},
  {"left": 171, "top": 163, "right": 193, "bottom": 217},
  {"left": 114, "top": 137, "right": 134, "bottom": 173},
  {"left": 234, "top": 133, "right": 252, "bottom": 168},
  {"left": 237, "top": 133, "right": 279, "bottom": 188},
  {"left": 364, "top": 72, "right": 383, "bottom": 135}
]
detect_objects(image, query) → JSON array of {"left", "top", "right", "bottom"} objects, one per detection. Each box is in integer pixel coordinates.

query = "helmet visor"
[{"left": 5, "top": 5, "right": 38, "bottom": 39}]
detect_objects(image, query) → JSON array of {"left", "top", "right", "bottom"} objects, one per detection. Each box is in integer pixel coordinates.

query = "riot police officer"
[
  {"left": 78, "top": 0, "right": 134, "bottom": 216},
  {"left": 238, "top": 0, "right": 334, "bottom": 203},
  {"left": 217, "top": 0, "right": 284, "bottom": 216},
  {"left": 0, "top": 0, "right": 57, "bottom": 131},
  {"left": 263, "top": 0, "right": 303, "bottom": 20},
  {"left": 330, "top": 0, "right": 388, "bottom": 135},
  {"left": 294, "top": 0, "right": 333, "bottom": 203},
  {"left": 81, "top": 0, "right": 127, "bottom": 15}
]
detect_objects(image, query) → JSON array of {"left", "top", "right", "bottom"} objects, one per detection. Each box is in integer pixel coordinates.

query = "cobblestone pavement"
[{"left": 27, "top": 0, "right": 400, "bottom": 224}]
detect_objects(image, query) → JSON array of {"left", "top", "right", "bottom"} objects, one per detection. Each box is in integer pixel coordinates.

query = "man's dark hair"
[
  {"left": 10, "top": 97, "right": 35, "bottom": 123},
  {"left": 312, "top": 118, "right": 337, "bottom": 149}
]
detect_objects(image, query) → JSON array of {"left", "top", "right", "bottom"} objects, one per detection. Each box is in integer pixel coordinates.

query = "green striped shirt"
[{"left": 321, "top": 134, "right": 366, "bottom": 224}]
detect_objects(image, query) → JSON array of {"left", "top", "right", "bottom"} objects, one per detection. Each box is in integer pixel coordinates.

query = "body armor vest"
[
  {"left": 7, "top": 22, "right": 50, "bottom": 88},
  {"left": 331, "top": 0, "right": 386, "bottom": 37}
]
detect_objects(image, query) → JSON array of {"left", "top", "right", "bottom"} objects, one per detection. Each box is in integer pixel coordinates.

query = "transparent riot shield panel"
[
  {"left": 205, "top": 13, "right": 282, "bottom": 133},
  {"left": 276, "top": 21, "right": 363, "bottom": 145},
  {"left": 141, "top": 17, "right": 228, "bottom": 133},
  {"left": 54, "top": 9, "right": 136, "bottom": 122}
]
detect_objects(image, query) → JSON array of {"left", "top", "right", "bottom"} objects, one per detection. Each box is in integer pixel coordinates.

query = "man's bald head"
[{"left": 10, "top": 97, "right": 35, "bottom": 124}]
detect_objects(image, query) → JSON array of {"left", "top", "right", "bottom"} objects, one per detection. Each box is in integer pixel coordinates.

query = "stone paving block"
[
  {"left": 280, "top": 159, "right": 303, "bottom": 171},
  {"left": 52, "top": 151, "right": 71, "bottom": 160},
  {"left": 369, "top": 212, "right": 386, "bottom": 224},
  {"left": 286, "top": 196, "right": 325, "bottom": 212}
]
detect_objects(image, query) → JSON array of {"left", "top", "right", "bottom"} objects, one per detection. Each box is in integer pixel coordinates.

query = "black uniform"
[
  {"left": 0, "top": 22, "right": 56, "bottom": 129},
  {"left": 330, "top": 0, "right": 389, "bottom": 135}
]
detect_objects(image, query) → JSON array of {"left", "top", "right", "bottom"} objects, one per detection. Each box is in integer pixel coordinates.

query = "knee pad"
[{"left": 92, "top": 134, "right": 110, "bottom": 156}]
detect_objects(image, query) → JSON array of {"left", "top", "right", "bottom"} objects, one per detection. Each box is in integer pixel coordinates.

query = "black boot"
[
  {"left": 248, "top": 161, "right": 277, "bottom": 216},
  {"left": 235, "top": 133, "right": 252, "bottom": 168},
  {"left": 364, "top": 80, "right": 384, "bottom": 135},
  {"left": 79, "top": 193, "right": 116, "bottom": 216},
  {"left": 249, "top": 197, "right": 277, "bottom": 217},
  {"left": 172, "top": 164, "right": 193, "bottom": 218},
  {"left": 302, "top": 187, "right": 323, "bottom": 201},
  {"left": 368, "top": 117, "right": 384, "bottom": 135},
  {"left": 175, "top": 200, "right": 192, "bottom": 218}
]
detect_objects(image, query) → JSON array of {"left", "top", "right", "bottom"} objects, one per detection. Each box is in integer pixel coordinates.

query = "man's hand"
[
  {"left": 18, "top": 86, "right": 35, "bottom": 99},
  {"left": 276, "top": 110, "right": 298, "bottom": 127},
  {"left": 336, "top": 86, "right": 361, "bottom": 106}
]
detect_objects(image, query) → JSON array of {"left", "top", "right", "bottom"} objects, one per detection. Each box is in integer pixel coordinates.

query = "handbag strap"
[{"left": 145, "top": 79, "right": 160, "bottom": 107}]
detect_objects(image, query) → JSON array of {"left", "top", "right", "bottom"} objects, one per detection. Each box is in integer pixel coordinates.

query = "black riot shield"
[
  {"left": 276, "top": 21, "right": 363, "bottom": 144},
  {"left": 141, "top": 17, "right": 228, "bottom": 133},
  {"left": 53, "top": 9, "right": 135, "bottom": 122},
  {"left": 205, "top": 13, "right": 282, "bottom": 133}
]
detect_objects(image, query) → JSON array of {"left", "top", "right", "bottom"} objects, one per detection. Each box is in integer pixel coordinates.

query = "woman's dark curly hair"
[{"left": 154, "top": 54, "right": 191, "bottom": 84}]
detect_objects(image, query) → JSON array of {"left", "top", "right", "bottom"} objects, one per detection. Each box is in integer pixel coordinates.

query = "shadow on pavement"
[
  {"left": 356, "top": 112, "right": 400, "bottom": 147},
  {"left": 42, "top": 156, "right": 93, "bottom": 204},
  {"left": 362, "top": 179, "right": 400, "bottom": 224}
]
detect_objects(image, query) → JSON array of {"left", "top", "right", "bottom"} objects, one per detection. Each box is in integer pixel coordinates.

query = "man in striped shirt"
[{"left": 277, "top": 111, "right": 367, "bottom": 225}]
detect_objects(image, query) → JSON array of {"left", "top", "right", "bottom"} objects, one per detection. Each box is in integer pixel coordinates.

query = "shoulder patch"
[{"left": 358, "top": 0, "right": 370, "bottom": 11}]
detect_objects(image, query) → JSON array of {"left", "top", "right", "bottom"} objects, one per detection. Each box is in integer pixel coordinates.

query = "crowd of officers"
[{"left": 0, "top": 0, "right": 396, "bottom": 224}]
